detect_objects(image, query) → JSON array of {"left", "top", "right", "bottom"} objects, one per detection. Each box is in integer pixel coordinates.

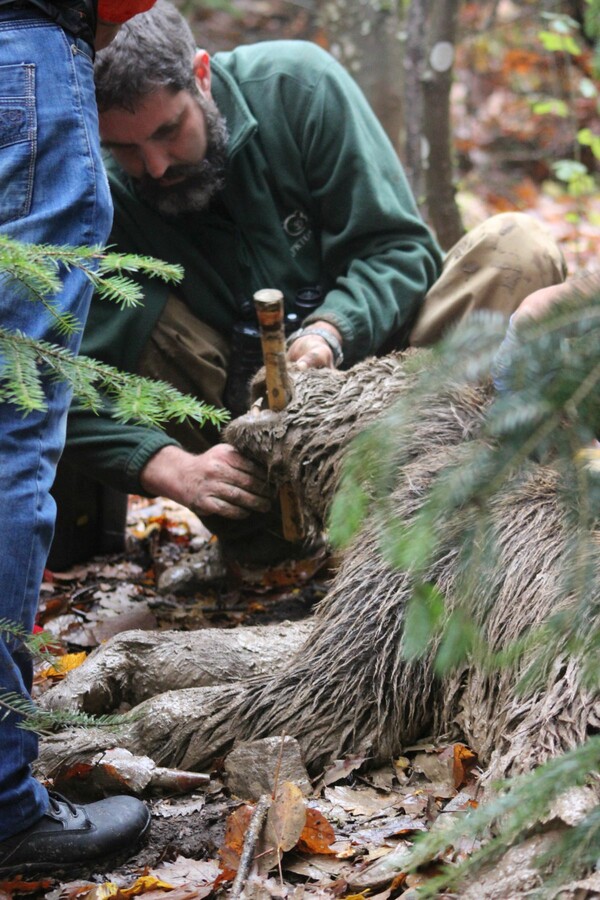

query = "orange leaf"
[
  {"left": 117, "top": 875, "right": 175, "bottom": 896},
  {"left": 502, "top": 48, "right": 545, "bottom": 77},
  {"left": 218, "top": 804, "right": 254, "bottom": 878},
  {"left": 40, "top": 651, "right": 87, "bottom": 680},
  {"left": 452, "top": 743, "right": 478, "bottom": 790},
  {"left": 296, "top": 808, "right": 336, "bottom": 855},
  {"left": 0, "top": 878, "right": 54, "bottom": 895}
]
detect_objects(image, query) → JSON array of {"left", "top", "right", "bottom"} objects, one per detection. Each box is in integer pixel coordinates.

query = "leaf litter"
[{"left": 7, "top": 495, "right": 494, "bottom": 900}]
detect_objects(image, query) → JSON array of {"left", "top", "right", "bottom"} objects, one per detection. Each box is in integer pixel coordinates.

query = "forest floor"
[
  {"left": 2, "top": 490, "right": 597, "bottom": 900},
  {"left": 5, "top": 500, "right": 487, "bottom": 900},
  {"left": 0, "top": 503, "right": 517, "bottom": 898}
]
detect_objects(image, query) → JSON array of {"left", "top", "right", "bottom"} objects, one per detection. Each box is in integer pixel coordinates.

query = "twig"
[
  {"left": 230, "top": 793, "right": 271, "bottom": 900},
  {"left": 271, "top": 731, "right": 287, "bottom": 800}
]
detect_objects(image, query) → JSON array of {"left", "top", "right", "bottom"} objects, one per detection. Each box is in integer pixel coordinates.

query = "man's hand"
[
  {"left": 140, "top": 444, "right": 272, "bottom": 520},
  {"left": 95, "top": 22, "right": 121, "bottom": 50},
  {"left": 286, "top": 320, "right": 343, "bottom": 370},
  {"left": 512, "top": 282, "right": 572, "bottom": 323}
]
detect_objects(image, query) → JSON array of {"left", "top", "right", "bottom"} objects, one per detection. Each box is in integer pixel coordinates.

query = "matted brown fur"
[
  {"left": 198, "top": 351, "right": 599, "bottom": 780},
  {"left": 38, "top": 351, "right": 600, "bottom": 783}
]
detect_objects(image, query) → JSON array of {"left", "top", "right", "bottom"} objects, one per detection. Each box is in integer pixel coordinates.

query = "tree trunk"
[
  {"left": 403, "top": 0, "right": 428, "bottom": 203},
  {"left": 321, "top": 0, "right": 464, "bottom": 245},
  {"left": 423, "top": 0, "right": 465, "bottom": 248},
  {"left": 319, "top": 0, "right": 405, "bottom": 156}
]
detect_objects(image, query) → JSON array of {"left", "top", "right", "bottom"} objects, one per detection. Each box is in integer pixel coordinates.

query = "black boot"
[{"left": 0, "top": 792, "right": 150, "bottom": 877}]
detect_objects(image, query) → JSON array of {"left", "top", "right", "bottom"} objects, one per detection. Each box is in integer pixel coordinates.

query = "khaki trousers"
[{"left": 410, "top": 211, "right": 567, "bottom": 345}]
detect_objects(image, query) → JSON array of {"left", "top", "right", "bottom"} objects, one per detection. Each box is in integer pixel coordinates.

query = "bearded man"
[{"left": 59, "top": 0, "right": 566, "bottom": 564}]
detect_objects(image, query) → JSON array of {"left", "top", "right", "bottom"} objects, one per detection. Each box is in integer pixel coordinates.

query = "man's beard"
[{"left": 135, "top": 92, "right": 229, "bottom": 216}]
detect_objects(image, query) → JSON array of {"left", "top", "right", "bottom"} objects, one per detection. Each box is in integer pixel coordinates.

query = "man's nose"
[{"left": 141, "top": 145, "right": 170, "bottom": 180}]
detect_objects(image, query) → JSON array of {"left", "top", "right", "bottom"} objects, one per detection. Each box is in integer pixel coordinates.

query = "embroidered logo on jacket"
[{"left": 283, "top": 210, "right": 312, "bottom": 258}]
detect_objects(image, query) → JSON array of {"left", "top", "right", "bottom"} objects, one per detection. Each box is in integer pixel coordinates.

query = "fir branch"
[
  {"left": 0, "top": 236, "right": 184, "bottom": 333},
  {"left": 97, "top": 249, "right": 183, "bottom": 283},
  {"left": 0, "top": 618, "right": 59, "bottom": 666},
  {"left": 0, "top": 328, "right": 229, "bottom": 428},
  {"left": 0, "top": 691, "right": 134, "bottom": 736},
  {"left": 84, "top": 271, "right": 146, "bottom": 308}
]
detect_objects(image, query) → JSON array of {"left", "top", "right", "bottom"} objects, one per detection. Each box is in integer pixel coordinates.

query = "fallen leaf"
[
  {"left": 83, "top": 882, "right": 119, "bottom": 900},
  {"left": 118, "top": 888, "right": 208, "bottom": 900},
  {"left": 346, "top": 843, "right": 412, "bottom": 892},
  {"left": 152, "top": 797, "right": 206, "bottom": 818},
  {"left": 443, "top": 789, "right": 479, "bottom": 813},
  {"left": 218, "top": 804, "right": 254, "bottom": 878},
  {"left": 40, "top": 651, "right": 87, "bottom": 679},
  {"left": 0, "top": 878, "right": 54, "bottom": 895},
  {"left": 259, "top": 781, "right": 307, "bottom": 872},
  {"left": 117, "top": 875, "right": 175, "bottom": 896},
  {"left": 297, "top": 808, "right": 336, "bottom": 855},
  {"left": 324, "top": 785, "right": 403, "bottom": 817},
  {"left": 352, "top": 815, "right": 428, "bottom": 847},
  {"left": 320, "top": 756, "right": 367, "bottom": 787},
  {"left": 148, "top": 858, "right": 220, "bottom": 890},
  {"left": 452, "top": 743, "right": 478, "bottom": 790},
  {"left": 365, "top": 765, "right": 396, "bottom": 793},
  {"left": 283, "top": 852, "right": 353, "bottom": 882}
]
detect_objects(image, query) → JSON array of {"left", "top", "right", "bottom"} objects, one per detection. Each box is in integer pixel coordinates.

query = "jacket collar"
[{"left": 210, "top": 54, "right": 258, "bottom": 162}]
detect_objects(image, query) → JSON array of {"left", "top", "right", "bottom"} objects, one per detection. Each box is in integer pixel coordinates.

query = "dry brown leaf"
[
  {"left": 45, "top": 882, "right": 97, "bottom": 900},
  {"left": 452, "top": 743, "right": 478, "bottom": 790},
  {"left": 320, "top": 755, "right": 367, "bottom": 787},
  {"left": 324, "top": 785, "right": 402, "bottom": 817},
  {"left": 117, "top": 889, "right": 209, "bottom": 900},
  {"left": 259, "top": 781, "right": 307, "bottom": 872},
  {"left": 346, "top": 843, "right": 412, "bottom": 892},
  {"left": 149, "top": 857, "right": 220, "bottom": 888},
  {"left": 218, "top": 803, "right": 254, "bottom": 878},
  {"left": 296, "top": 808, "right": 336, "bottom": 855}
]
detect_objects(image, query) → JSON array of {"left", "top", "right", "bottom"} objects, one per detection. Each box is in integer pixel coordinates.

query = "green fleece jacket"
[{"left": 64, "top": 40, "right": 443, "bottom": 493}]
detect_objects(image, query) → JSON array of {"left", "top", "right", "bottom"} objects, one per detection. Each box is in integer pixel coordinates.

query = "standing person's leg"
[
  {"left": 0, "top": 8, "right": 148, "bottom": 872},
  {"left": 409, "top": 212, "right": 568, "bottom": 346}
]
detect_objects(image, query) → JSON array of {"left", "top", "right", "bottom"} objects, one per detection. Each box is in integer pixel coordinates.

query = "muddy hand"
[{"left": 139, "top": 443, "right": 271, "bottom": 520}]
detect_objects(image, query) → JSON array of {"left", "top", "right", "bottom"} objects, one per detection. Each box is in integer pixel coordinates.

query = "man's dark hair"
[{"left": 94, "top": 0, "right": 197, "bottom": 112}]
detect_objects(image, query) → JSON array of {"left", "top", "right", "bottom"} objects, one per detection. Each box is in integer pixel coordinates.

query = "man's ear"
[{"left": 193, "top": 50, "right": 212, "bottom": 96}]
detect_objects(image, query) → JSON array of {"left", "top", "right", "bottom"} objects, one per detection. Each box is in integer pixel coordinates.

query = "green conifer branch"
[
  {"left": 0, "top": 236, "right": 184, "bottom": 335},
  {"left": 0, "top": 691, "right": 135, "bottom": 736},
  {"left": 0, "top": 328, "right": 229, "bottom": 428},
  {"left": 0, "top": 618, "right": 58, "bottom": 666}
]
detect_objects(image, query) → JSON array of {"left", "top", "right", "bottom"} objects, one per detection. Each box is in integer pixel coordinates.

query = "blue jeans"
[{"left": 0, "top": 8, "right": 113, "bottom": 841}]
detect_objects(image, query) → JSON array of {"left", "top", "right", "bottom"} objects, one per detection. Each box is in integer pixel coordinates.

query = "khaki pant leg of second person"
[
  {"left": 137, "top": 293, "right": 231, "bottom": 455},
  {"left": 410, "top": 212, "right": 568, "bottom": 346}
]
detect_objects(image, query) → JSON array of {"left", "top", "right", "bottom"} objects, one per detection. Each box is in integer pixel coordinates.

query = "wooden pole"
[{"left": 253, "top": 289, "right": 304, "bottom": 543}]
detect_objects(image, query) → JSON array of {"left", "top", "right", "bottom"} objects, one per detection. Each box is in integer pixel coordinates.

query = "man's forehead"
[{"left": 99, "top": 88, "right": 190, "bottom": 144}]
